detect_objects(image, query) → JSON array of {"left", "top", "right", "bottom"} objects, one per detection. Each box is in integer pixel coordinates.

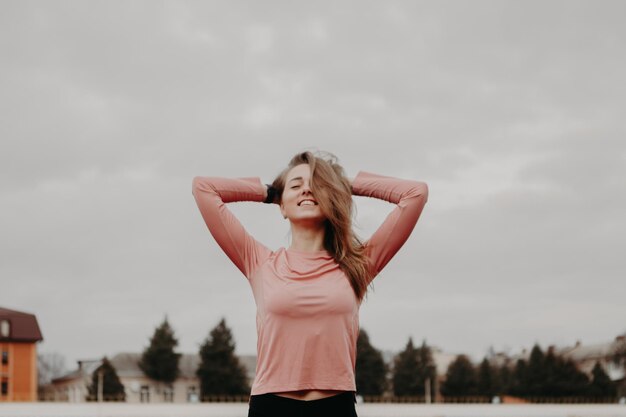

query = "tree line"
[
  {"left": 90, "top": 318, "right": 623, "bottom": 401},
  {"left": 357, "top": 335, "right": 619, "bottom": 400},
  {"left": 439, "top": 346, "right": 615, "bottom": 399}
]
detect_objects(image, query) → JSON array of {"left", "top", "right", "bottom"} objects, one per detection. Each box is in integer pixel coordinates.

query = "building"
[
  {"left": 52, "top": 352, "right": 257, "bottom": 403},
  {"left": 560, "top": 337, "right": 625, "bottom": 380},
  {"left": 47, "top": 359, "right": 100, "bottom": 402},
  {"left": 560, "top": 336, "right": 626, "bottom": 396},
  {"left": 0, "top": 307, "right": 44, "bottom": 402}
]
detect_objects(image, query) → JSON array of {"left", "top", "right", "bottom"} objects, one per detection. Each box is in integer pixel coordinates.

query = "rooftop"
[{"left": 0, "top": 306, "right": 43, "bottom": 342}]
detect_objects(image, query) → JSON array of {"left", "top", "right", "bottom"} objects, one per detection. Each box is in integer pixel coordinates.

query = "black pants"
[{"left": 247, "top": 391, "right": 358, "bottom": 417}]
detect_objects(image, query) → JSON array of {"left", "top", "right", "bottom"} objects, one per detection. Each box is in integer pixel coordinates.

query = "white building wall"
[{"left": 120, "top": 376, "right": 201, "bottom": 404}]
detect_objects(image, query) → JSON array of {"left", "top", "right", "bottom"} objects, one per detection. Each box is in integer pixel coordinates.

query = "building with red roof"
[{"left": 0, "top": 307, "right": 43, "bottom": 402}]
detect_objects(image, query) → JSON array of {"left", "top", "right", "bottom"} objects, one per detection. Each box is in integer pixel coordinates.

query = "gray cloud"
[{"left": 1, "top": 1, "right": 625, "bottom": 367}]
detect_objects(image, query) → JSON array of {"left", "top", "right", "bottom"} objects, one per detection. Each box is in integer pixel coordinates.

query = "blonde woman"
[{"left": 192, "top": 151, "right": 428, "bottom": 417}]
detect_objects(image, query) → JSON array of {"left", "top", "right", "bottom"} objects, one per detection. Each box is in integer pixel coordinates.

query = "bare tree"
[{"left": 38, "top": 352, "right": 67, "bottom": 387}]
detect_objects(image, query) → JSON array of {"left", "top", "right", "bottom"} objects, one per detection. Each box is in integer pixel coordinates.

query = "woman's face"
[{"left": 280, "top": 163, "right": 325, "bottom": 225}]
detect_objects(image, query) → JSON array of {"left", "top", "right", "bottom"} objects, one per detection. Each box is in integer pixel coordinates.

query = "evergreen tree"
[
  {"left": 587, "top": 361, "right": 616, "bottom": 398},
  {"left": 542, "top": 346, "right": 590, "bottom": 398},
  {"left": 88, "top": 357, "right": 125, "bottom": 401},
  {"left": 476, "top": 357, "right": 495, "bottom": 397},
  {"left": 415, "top": 340, "right": 437, "bottom": 398},
  {"left": 392, "top": 338, "right": 421, "bottom": 397},
  {"left": 355, "top": 329, "right": 387, "bottom": 396},
  {"left": 497, "top": 361, "right": 513, "bottom": 394},
  {"left": 441, "top": 354, "right": 477, "bottom": 396},
  {"left": 197, "top": 318, "right": 249, "bottom": 397},
  {"left": 510, "top": 358, "right": 527, "bottom": 396},
  {"left": 554, "top": 357, "right": 589, "bottom": 396},
  {"left": 508, "top": 346, "right": 591, "bottom": 398},
  {"left": 525, "top": 344, "right": 546, "bottom": 396},
  {"left": 138, "top": 317, "right": 181, "bottom": 385},
  {"left": 542, "top": 346, "right": 559, "bottom": 397}
]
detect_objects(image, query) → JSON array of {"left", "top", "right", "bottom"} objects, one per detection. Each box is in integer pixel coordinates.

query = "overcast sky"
[{"left": 2, "top": 1, "right": 625, "bottom": 373}]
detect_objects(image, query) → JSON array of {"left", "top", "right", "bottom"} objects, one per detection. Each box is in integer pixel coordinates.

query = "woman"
[{"left": 192, "top": 151, "right": 428, "bottom": 417}]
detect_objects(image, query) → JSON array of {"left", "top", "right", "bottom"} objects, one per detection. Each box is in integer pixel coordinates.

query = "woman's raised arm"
[
  {"left": 351, "top": 171, "right": 428, "bottom": 282},
  {"left": 192, "top": 176, "right": 273, "bottom": 280}
]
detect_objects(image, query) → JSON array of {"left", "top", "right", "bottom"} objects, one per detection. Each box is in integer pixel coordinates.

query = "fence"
[
  {"left": 362, "top": 395, "right": 491, "bottom": 403},
  {"left": 33, "top": 393, "right": 624, "bottom": 404},
  {"left": 521, "top": 396, "right": 619, "bottom": 404},
  {"left": 84, "top": 394, "right": 126, "bottom": 402},
  {"left": 200, "top": 395, "right": 249, "bottom": 402},
  {"left": 361, "top": 395, "right": 618, "bottom": 404}
]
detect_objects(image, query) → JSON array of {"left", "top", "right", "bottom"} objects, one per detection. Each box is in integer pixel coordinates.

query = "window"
[
  {"left": 140, "top": 385, "right": 150, "bottom": 403},
  {"left": 1, "top": 351, "right": 7, "bottom": 365},
  {"left": 0, "top": 320, "right": 9, "bottom": 338},
  {"left": 187, "top": 385, "right": 199, "bottom": 403},
  {"left": 1, "top": 380, "right": 7, "bottom": 396},
  {"left": 163, "top": 385, "right": 174, "bottom": 402}
]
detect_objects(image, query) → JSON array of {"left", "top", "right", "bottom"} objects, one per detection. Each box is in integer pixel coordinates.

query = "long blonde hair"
[{"left": 270, "top": 151, "right": 371, "bottom": 302}]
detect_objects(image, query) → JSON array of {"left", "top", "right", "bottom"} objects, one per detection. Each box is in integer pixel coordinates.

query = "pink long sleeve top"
[{"left": 192, "top": 171, "right": 428, "bottom": 395}]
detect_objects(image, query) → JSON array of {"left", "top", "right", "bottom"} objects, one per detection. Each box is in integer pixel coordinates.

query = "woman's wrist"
[{"left": 264, "top": 184, "right": 278, "bottom": 204}]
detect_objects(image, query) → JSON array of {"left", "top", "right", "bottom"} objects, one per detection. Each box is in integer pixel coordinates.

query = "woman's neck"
[{"left": 289, "top": 222, "right": 325, "bottom": 252}]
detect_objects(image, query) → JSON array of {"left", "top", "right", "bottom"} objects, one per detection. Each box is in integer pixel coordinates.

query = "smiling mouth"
[{"left": 298, "top": 200, "right": 318, "bottom": 206}]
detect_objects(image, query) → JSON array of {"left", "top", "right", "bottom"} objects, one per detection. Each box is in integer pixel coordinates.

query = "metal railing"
[
  {"left": 200, "top": 395, "right": 249, "bottom": 402},
  {"left": 361, "top": 395, "right": 618, "bottom": 404}
]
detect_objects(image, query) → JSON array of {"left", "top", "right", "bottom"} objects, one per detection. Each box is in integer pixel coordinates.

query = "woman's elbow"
[
  {"left": 192, "top": 176, "right": 215, "bottom": 196},
  {"left": 191, "top": 176, "right": 202, "bottom": 195},
  {"left": 419, "top": 182, "right": 428, "bottom": 203},
  {"left": 409, "top": 181, "right": 428, "bottom": 201}
]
